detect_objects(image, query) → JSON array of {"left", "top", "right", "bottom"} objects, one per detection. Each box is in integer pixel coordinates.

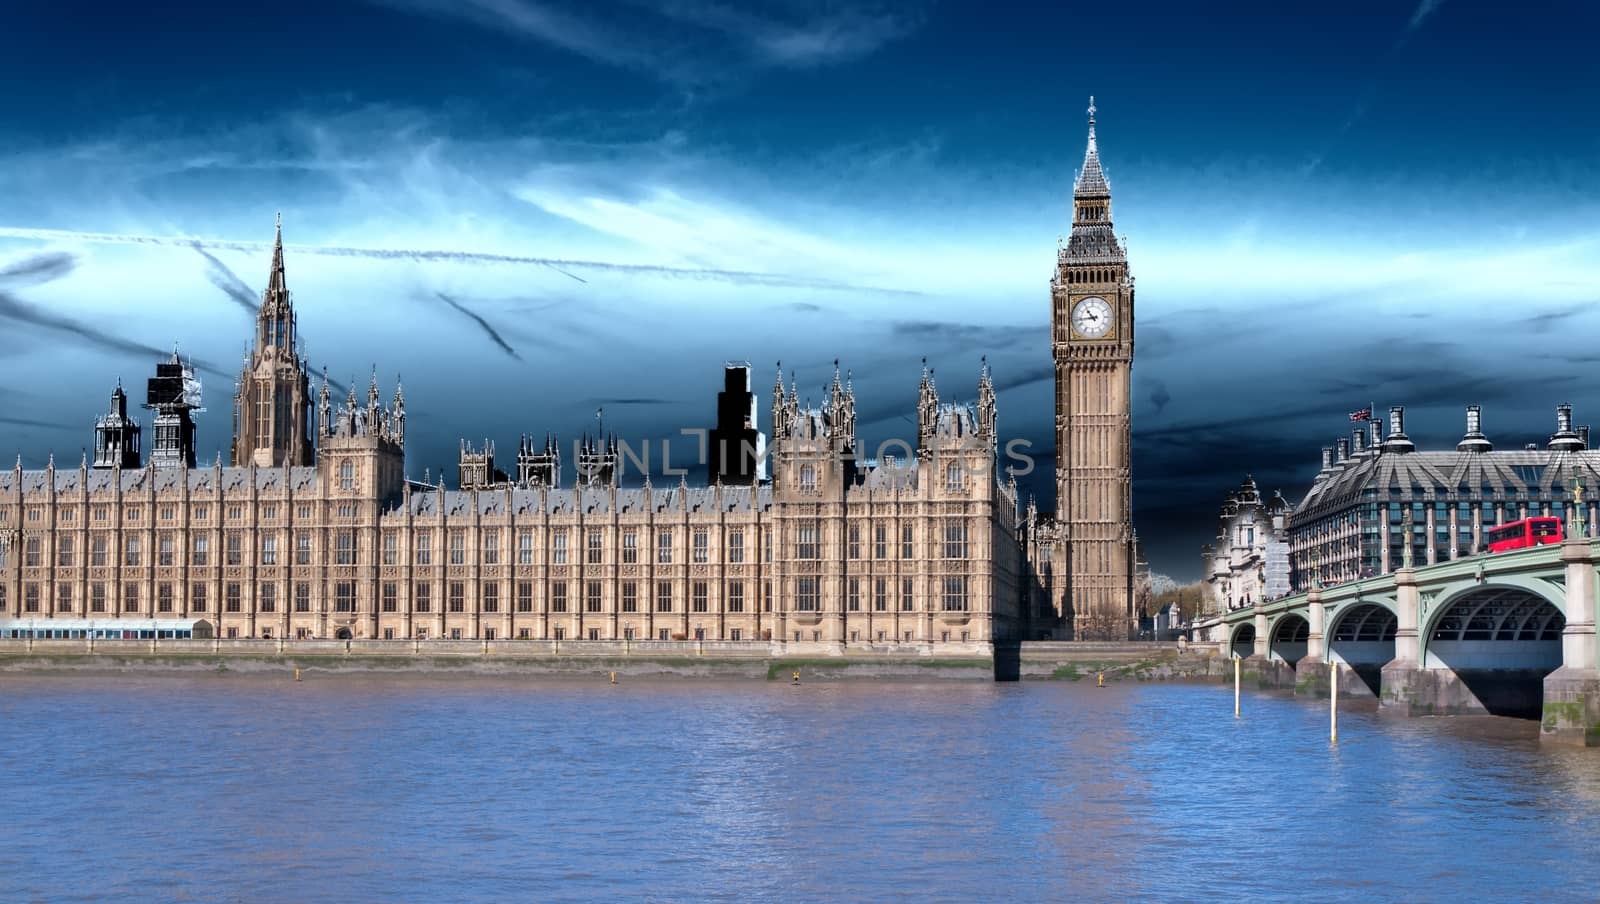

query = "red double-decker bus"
[{"left": 1484, "top": 517, "right": 1563, "bottom": 553}]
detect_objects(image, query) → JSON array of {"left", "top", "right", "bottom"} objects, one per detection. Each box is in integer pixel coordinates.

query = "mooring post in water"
[
  {"left": 1331, "top": 660, "right": 1339, "bottom": 744},
  {"left": 1233, "top": 655, "right": 1241, "bottom": 718}
]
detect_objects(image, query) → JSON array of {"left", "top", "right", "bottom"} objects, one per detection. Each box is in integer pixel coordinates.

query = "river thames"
[{"left": 2, "top": 675, "right": 1597, "bottom": 902}]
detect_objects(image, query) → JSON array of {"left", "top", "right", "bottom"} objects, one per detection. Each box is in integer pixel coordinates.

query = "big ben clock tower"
[{"left": 1052, "top": 98, "right": 1135, "bottom": 640}]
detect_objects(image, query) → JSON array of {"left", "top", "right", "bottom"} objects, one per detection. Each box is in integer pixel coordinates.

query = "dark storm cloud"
[
  {"left": 190, "top": 242, "right": 259, "bottom": 314},
  {"left": 0, "top": 251, "right": 76, "bottom": 286},
  {"left": 436, "top": 292, "right": 522, "bottom": 361},
  {"left": 888, "top": 320, "right": 1040, "bottom": 351},
  {"left": 591, "top": 397, "right": 675, "bottom": 406},
  {"left": 0, "top": 227, "right": 915, "bottom": 294}
]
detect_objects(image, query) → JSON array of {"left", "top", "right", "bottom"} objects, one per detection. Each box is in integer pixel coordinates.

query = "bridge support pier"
[
  {"left": 1542, "top": 538, "right": 1600, "bottom": 746},
  {"left": 1294, "top": 591, "right": 1329, "bottom": 697},
  {"left": 1376, "top": 567, "right": 1485, "bottom": 715},
  {"left": 1244, "top": 604, "right": 1293, "bottom": 688}
]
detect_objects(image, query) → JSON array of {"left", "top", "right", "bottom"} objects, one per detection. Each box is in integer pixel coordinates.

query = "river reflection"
[{"left": 0, "top": 675, "right": 1595, "bottom": 902}]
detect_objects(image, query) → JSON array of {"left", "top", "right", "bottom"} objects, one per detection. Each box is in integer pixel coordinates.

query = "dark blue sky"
[{"left": 2, "top": 0, "right": 1598, "bottom": 577}]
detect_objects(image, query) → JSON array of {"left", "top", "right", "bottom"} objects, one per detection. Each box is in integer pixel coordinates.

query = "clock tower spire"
[{"left": 1049, "top": 97, "right": 1136, "bottom": 640}]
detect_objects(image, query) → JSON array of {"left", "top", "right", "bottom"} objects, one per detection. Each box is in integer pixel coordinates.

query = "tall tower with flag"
[{"left": 1050, "top": 98, "right": 1136, "bottom": 640}]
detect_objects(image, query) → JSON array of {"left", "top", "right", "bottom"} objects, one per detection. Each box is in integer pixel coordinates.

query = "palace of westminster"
[{"left": 0, "top": 104, "right": 1139, "bottom": 646}]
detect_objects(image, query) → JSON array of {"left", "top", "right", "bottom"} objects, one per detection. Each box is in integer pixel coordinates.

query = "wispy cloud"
[
  {"left": 649, "top": 1, "right": 921, "bottom": 68},
  {"left": 368, "top": 0, "right": 921, "bottom": 81},
  {"left": 1408, "top": 0, "right": 1447, "bottom": 31},
  {"left": 0, "top": 226, "right": 905, "bottom": 293}
]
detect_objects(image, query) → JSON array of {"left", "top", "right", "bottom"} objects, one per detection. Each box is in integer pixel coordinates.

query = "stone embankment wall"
[{"left": 0, "top": 638, "right": 1236, "bottom": 682}]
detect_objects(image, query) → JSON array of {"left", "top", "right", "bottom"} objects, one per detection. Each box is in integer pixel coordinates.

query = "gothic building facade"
[
  {"left": 0, "top": 220, "right": 1026, "bottom": 646},
  {"left": 1, "top": 103, "right": 1141, "bottom": 645}
]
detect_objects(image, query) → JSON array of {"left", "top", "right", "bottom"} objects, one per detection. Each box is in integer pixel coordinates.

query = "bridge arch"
[
  {"left": 1268, "top": 614, "right": 1309, "bottom": 665},
  {"left": 1327, "top": 602, "right": 1397, "bottom": 695},
  {"left": 1230, "top": 623, "right": 1255, "bottom": 659},
  {"left": 1420, "top": 582, "right": 1566, "bottom": 718}
]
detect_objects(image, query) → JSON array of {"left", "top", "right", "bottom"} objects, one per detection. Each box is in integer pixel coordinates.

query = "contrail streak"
[
  {"left": 0, "top": 251, "right": 77, "bottom": 287},
  {"left": 190, "top": 241, "right": 260, "bottom": 314},
  {"left": 0, "top": 288, "right": 233, "bottom": 381},
  {"left": 0, "top": 415, "right": 78, "bottom": 430},
  {"left": 0, "top": 225, "right": 918, "bottom": 294},
  {"left": 436, "top": 292, "right": 521, "bottom": 361}
]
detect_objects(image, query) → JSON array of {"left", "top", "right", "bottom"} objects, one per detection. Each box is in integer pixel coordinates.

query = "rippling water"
[{"left": 3, "top": 675, "right": 1598, "bottom": 902}]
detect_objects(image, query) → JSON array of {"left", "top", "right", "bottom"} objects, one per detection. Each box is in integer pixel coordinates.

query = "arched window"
[{"left": 339, "top": 460, "right": 355, "bottom": 490}]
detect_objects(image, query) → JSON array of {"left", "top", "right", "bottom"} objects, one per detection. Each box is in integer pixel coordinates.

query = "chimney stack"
[
  {"left": 1382, "top": 406, "right": 1415, "bottom": 453},
  {"left": 1352, "top": 426, "right": 1366, "bottom": 455},
  {"left": 1457, "top": 404, "right": 1492, "bottom": 453},
  {"left": 1550, "top": 403, "right": 1584, "bottom": 452},
  {"left": 1319, "top": 446, "right": 1333, "bottom": 476},
  {"left": 1336, "top": 438, "right": 1350, "bottom": 463},
  {"left": 1582, "top": 425, "right": 1591, "bottom": 450},
  {"left": 1369, "top": 419, "right": 1382, "bottom": 450}
]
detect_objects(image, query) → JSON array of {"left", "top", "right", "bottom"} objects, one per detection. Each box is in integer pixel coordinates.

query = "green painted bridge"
[{"left": 1212, "top": 536, "right": 1600, "bottom": 746}]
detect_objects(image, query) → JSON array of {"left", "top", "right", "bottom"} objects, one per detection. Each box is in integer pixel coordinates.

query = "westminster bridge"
[{"left": 1213, "top": 534, "right": 1600, "bottom": 745}]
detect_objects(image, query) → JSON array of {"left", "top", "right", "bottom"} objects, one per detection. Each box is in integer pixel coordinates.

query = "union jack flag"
[{"left": 1349, "top": 406, "right": 1373, "bottom": 422}]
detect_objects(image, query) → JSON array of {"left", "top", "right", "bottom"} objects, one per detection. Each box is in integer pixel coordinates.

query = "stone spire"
[
  {"left": 317, "top": 368, "right": 332, "bottom": 437},
  {"left": 266, "top": 212, "right": 287, "bottom": 305},
  {"left": 1074, "top": 96, "right": 1110, "bottom": 199},
  {"left": 977, "top": 356, "right": 996, "bottom": 440},
  {"left": 390, "top": 375, "right": 406, "bottom": 444},
  {"left": 1064, "top": 97, "right": 1122, "bottom": 263},
  {"left": 917, "top": 359, "right": 938, "bottom": 457},
  {"left": 771, "top": 361, "right": 789, "bottom": 440},
  {"left": 826, "top": 360, "right": 854, "bottom": 449},
  {"left": 232, "top": 213, "right": 312, "bottom": 466},
  {"left": 367, "top": 366, "right": 381, "bottom": 423}
]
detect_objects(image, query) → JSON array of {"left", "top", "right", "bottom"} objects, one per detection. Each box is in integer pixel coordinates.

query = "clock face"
[{"left": 1071, "top": 296, "right": 1113, "bottom": 338}]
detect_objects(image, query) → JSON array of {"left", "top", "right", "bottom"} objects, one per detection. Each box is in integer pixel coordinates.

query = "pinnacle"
[
  {"left": 265, "top": 213, "right": 288, "bottom": 302},
  {"left": 1074, "top": 96, "right": 1111, "bottom": 199}
]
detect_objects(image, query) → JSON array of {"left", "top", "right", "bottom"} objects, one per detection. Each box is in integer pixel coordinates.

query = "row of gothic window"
[
  {"left": 0, "top": 521, "right": 974, "bottom": 570},
  {"left": 0, "top": 575, "right": 971, "bottom": 615}
]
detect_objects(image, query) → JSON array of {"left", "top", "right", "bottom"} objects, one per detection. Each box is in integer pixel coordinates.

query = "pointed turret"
[
  {"left": 917, "top": 360, "right": 939, "bottom": 458},
  {"left": 390, "top": 375, "right": 406, "bottom": 444},
  {"left": 1074, "top": 96, "right": 1111, "bottom": 200},
  {"left": 317, "top": 367, "right": 332, "bottom": 437},
  {"left": 266, "top": 212, "right": 287, "bottom": 302},
  {"left": 771, "top": 361, "right": 789, "bottom": 440},
  {"left": 977, "top": 357, "right": 996, "bottom": 441},
  {"left": 93, "top": 379, "right": 142, "bottom": 469}
]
